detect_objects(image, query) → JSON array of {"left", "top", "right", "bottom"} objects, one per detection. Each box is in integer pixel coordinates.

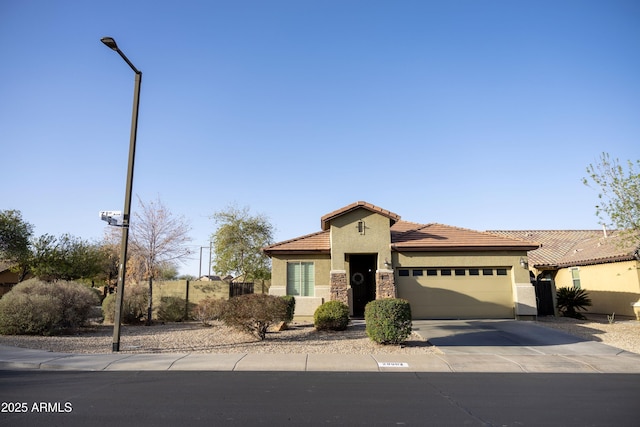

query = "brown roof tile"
[
  {"left": 490, "top": 230, "right": 639, "bottom": 268},
  {"left": 392, "top": 223, "right": 538, "bottom": 251},
  {"left": 265, "top": 202, "right": 540, "bottom": 255},
  {"left": 262, "top": 231, "right": 330, "bottom": 255}
]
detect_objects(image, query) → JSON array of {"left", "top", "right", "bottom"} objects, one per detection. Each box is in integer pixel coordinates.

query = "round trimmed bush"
[
  {"left": 157, "top": 296, "right": 196, "bottom": 322},
  {"left": 193, "top": 297, "right": 226, "bottom": 326},
  {"left": 222, "top": 294, "right": 288, "bottom": 340},
  {"left": 314, "top": 301, "right": 349, "bottom": 331},
  {"left": 365, "top": 299, "right": 412, "bottom": 345},
  {"left": 102, "top": 284, "right": 148, "bottom": 324},
  {"left": 0, "top": 279, "right": 100, "bottom": 335}
]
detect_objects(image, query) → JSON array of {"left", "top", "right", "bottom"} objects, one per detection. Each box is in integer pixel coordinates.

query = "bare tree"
[{"left": 129, "top": 196, "right": 193, "bottom": 325}]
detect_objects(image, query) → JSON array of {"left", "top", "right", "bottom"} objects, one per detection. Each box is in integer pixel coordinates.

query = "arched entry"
[{"left": 349, "top": 254, "right": 377, "bottom": 317}]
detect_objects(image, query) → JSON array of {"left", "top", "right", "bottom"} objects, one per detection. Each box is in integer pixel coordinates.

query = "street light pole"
[{"left": 101, "top": 37, "right": 142, "bottom": 352}]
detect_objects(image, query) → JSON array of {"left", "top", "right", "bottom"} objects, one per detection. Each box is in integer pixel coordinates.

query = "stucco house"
[
  {"left": 491, "top": 230, "right": 640, "bottom": 318},
  {"left": 264, "top": 201, "right": 539, "bottom": 320}
]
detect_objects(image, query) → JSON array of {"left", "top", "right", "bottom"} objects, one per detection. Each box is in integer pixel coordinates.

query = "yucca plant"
[{"left": 556, "top": 287, "right": 592, "bottom": 319}]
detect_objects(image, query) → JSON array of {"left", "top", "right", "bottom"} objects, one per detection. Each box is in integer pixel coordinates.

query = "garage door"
[{"left": 396, "top": 267, "right": 514, "bottom": 319}]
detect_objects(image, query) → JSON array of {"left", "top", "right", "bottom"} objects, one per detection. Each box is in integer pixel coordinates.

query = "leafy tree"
[
  {"left": 583, "top": 153, "right": 640, "bottom": 246},
  {"left": 0, "top": 209, "right": 34, "bottom": 281},
  {"left": 129, "top": 196, "right": 193, "bottom": 324},
  {"left": 95, "top": 231, "right": 121, "bottom": 289},
  {"left": 211, "top": 205, "right": 274, "bottom": 285},
  {"left": 30, "top": 234, "right": 102, "bottom": 282}
]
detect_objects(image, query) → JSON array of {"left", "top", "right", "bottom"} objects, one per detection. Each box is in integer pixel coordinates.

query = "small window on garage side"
[
  {"left": 469, "top": 269, "right": 479, "bottom": 276},
  {"left": 441, "top": 269, "right": 452, "bottom": 276},
  {"left": 426, "top": 269, "right": 438, "bottom": 276},
  {"left": 399, "top": 269, "right": 409, "bottom": 276},
  {"left": 482, "top": 269, "right": 493, "bottom": 276},
  {"left": 412, "top": 269, "right": 423, "bottom": 276},
  {"left": 496, "top": 268, "right": 508, "bottom": 276},
  {"left": 455, "top": 269, "right": 466, "bottom": 276},
  {"left": 570, "top": 268, "right": 581, "bottom": 289}
]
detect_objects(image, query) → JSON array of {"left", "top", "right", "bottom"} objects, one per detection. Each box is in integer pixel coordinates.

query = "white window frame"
[{"left": 570, "top": 267, "right": 581, "bottom": 289}]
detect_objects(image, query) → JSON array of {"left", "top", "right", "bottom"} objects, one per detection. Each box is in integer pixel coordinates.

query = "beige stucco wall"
[
  {"left": 268, "top": 254, "right": 331, "bottom": 318},
  {"left": 329, "top": 208, "right": 392, "bottom": 271},
  {"left": 555, "top": 260, "right": 640, "bottom": 317}
]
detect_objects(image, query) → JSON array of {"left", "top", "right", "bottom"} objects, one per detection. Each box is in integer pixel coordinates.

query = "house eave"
[
  {"left": 263, "top": 249, "right": 331, "bottom": 257},
  {"left": 391, "top": 245, "right": 538, "bottom": 252}
]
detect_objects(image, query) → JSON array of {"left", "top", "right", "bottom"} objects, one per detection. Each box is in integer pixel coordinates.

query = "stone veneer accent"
[
  {"left": 329, "top": 270, "right": 348, "bottom": 305},
  {"left": 376, "top": 269, "right": 396, "bottom": 299}
]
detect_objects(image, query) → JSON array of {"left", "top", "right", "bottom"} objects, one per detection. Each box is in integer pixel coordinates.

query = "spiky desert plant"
[{"left": 556, "top": 287, "right": 592, "bottom": 319}]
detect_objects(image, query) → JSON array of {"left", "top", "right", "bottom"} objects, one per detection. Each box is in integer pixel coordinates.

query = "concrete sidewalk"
[
  {"left": 2, "top": 320, "right": 639, "bottom": 373},
  {"left": 1, "top": 344, "right": 640, "bottom": 373}
]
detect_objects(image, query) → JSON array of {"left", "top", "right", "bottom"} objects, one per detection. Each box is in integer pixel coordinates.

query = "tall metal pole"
[{"left": 101, "top": 37, "right": 142, "bottom": 352}]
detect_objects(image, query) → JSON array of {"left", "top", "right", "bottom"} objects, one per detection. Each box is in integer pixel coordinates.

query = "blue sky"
[{"left": 1, "top": 0, "right": 638, "bottom": 277}]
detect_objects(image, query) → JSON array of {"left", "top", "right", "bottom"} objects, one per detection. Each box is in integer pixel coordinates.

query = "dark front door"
[
  {"left": 350, "top": 254, "right": 377, "bottom": 317},
  {"left": 534, "top": 280, "right": 555, "bottom": 316}
]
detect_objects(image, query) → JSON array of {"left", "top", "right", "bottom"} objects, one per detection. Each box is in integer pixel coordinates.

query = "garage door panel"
[{"left": 397, "top": 273, "right": 514, "bottom": 319}]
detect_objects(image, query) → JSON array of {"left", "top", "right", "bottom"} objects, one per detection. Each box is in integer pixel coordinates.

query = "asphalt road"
[{"left": 1, "top": 371, "right": 638, "bottom": 426}]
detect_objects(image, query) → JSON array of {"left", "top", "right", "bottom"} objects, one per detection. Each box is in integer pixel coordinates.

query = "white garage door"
[{"left": 396, "top": 267, "right": 514, "bottom": 319}]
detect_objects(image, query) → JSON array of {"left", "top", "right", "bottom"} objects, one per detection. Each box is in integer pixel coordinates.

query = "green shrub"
[
  {"left": 556, "top": 287, "right": 592, "bottom": 319},
  {"left": 193, "top": 297, "right": 226, "bottom": 326},
  {"left": 281, "top": 295, "right": 296, "bottom": 323},
  {"left": 314, "top": 301, "right": 350, "bottom": 331},
  {"left": 157, "top": 296, "right": 196, "bottom": 322},
  {"left": 102, "top": 284, "right": 148, "bottom": 324},
  {"left": 0, "top": 279, "right": 99, "bottom": 335},
  {"left": 222, "top": 294, "right": 288, "bottom": 340},
  {"left": 365, "top": 299, "right": 412, "bottom": 345}
]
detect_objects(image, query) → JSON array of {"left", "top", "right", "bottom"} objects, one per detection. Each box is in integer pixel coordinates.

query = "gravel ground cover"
[
  {"left": 0, "top": 321, "right": 437, "bottom": 355},
  {"left": 1, "top": 314, "right": 638, "bottom": 355},
  {"left": 536, "top": 314, "right": 640, "bottom": 354}
]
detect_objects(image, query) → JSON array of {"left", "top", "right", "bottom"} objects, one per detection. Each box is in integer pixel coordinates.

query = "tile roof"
[
  {"left": 263, "top": 202, "right": 538, "bottom": 254},
  {"left": 263, "top": 231, "right": 330, "bottom": 255},
  {"left": 392, "top": 223, "right": 539, "bottom": 251},
  {"left": 490, "top": 230, "right": 639, "bottom": 268},
  {"left": 320, "top": 201, "right": 400, "bottom": 231}
]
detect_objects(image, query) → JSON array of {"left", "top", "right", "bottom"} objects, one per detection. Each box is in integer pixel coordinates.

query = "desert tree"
[
  {"left": 29, "top": 234, "right": 103, "bottom": 282},
  {"left": 211, "top": 205, "right": 274, "bottom": 291},
  {"left": 0, "top": 209, "right": 34, "bottom": 281},
  {"left": 583, "top": 152, "right": 640, "bottom": 247},
  {"left": 129, "top": 196, "right": 193, "bottom": 324}
]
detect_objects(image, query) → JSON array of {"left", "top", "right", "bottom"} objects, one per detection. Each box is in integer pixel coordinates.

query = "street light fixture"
[{"left": 101, "top": 36, "right": 142, "bottom": 352}]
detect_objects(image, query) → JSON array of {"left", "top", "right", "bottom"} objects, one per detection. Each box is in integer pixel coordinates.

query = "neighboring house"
[
  {"left": 264, "top": 201, "right": 539, "bottom": 320},
  {"left": 491, "top": 230, "right": 640, "bottom": 317}
]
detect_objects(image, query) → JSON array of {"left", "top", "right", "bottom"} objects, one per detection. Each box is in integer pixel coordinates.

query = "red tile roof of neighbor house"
[
  {"left": 490, "top": 230, "right": 640, "bottom": 268},
  {"left": 263, "top": 202, "right": 538, "bottom": 255}
]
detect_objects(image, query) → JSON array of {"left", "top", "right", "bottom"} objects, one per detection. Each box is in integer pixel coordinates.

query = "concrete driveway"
[{"left": 412, "top": 319, "right": 631, "bottom": 356}]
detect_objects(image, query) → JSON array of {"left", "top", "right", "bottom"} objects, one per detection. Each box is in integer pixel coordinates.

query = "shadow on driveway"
[{"left": 411, "top": 320, "right": 621, "bottom": 355}]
